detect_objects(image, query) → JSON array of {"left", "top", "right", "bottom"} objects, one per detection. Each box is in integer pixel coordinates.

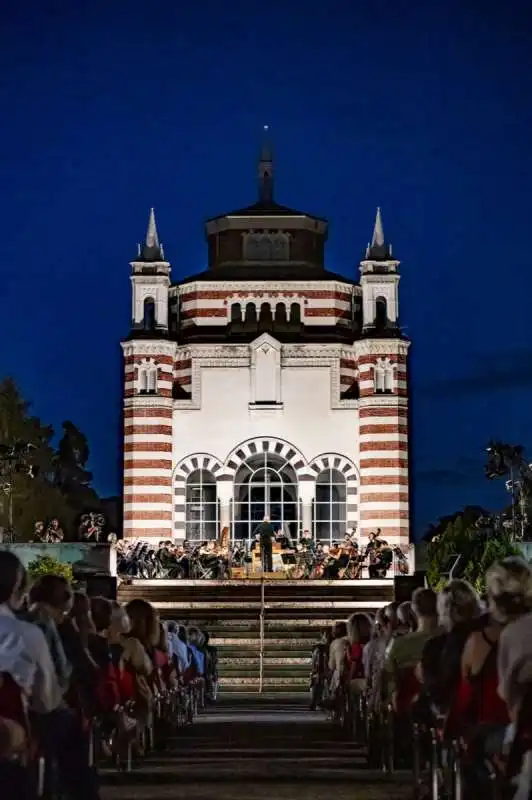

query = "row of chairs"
[
  {"left": 4, "top": 675, "right": 207, "bottom": 798},
  {"left": 330, "top": 683, "right": 532, "bottom": 800}
]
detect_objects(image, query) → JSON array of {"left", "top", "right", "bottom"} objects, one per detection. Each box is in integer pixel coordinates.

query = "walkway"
[{"left": 101, "top": 697, "right": 410, "bottom": 800}]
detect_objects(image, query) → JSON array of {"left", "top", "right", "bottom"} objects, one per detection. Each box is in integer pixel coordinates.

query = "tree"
[
  {"left": 27, "top": 554, "right": 73, "bottom": 583},
  {"left": 0, "top": 378, "right": 71, "bottom": 540},
  {"left": 427, "top": 513, "right": 519, "bottom": 594},
  {"left": 423, "top": 505, "right": 487, "bottom": 543},
  {"left": 54, "top": 420, "right": 100, "bottom": 517}
]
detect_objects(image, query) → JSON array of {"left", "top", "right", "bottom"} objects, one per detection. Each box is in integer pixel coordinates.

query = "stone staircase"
[{"left": 118, "top": 579, "right": 394, "bottom": 696}]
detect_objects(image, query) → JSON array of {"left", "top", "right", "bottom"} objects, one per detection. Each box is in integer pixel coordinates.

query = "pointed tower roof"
[
  {"left": 207, "top": 128, "right": 326, "bottom": 222},
  {"left": 258, "top": 124, "right": 274, "bottom": 203},
  {"left": 136, "top": 208, "right": 165, "bottom": 262},
  {"left": 365, "top": 207, "right": 393, "bottom": 260}
]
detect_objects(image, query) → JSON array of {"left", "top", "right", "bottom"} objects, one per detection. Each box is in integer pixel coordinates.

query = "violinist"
[{"left": 322, "top": 541, "right": 350, "bottom": 580}]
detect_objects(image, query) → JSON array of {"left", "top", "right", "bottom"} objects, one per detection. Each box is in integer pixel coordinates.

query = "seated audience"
[
  {"left": 418, "top": 579, "right": 482, "bottom": 715},
  {"left": 382, "top": 588, "right": 439, "bottom": 711}
]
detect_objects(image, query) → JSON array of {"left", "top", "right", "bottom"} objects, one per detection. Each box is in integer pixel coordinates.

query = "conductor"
[{"left": 255, "top": 516, "right": 274, "bottom": 573}]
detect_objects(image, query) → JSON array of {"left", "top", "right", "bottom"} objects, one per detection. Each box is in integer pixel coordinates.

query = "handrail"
[{"left": 259, "top": 577, "right": 265, "bottom": 693}]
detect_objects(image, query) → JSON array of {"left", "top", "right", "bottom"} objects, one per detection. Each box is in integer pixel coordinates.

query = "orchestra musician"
[
  {"left": 366, "top": 528, "right": 392, "bottom": 578},
  {"left": 44, "top": 518, "right": 64, "bottom": 543},
  {"left": 33, "top": 520, "right": 46, "bottom": 542},
  {"left": 218, "top": 526, "right": 230, "bottom": 551}
]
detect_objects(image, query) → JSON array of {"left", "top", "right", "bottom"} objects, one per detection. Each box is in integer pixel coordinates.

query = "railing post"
[{"left": 259, "top": 577, "right": 265, "bottom": 693}]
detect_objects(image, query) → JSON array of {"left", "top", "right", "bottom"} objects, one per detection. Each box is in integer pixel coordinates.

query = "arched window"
[
  {"left": 290, "top": 302, "right": 301, "bottom": 323},
  {"left": 245, "top": 303, "right": 257, "bottom": 324},
  {"left": 147, "top": 367, "right": 157, "bottom": 393},
  {"left": 143, "top": 297, "right": 156, "bottom": 330},
  {"left": 232, "top": 453, "right": 299, "bottom": 542},
  {"left": 139, "top": 368, "right": 148, "bottom": 393},
  {"left": 259, "top": 302, "right": 272, "bottom": 325},
  {"left": 374, "top": 358, "right": 394, "bottom": 394},
  {"left": 270, "top": 234, "right": 289, "bottom": 260},
  {"left": 275, "top": 303, "right": 287, "bottom": 324},
  {"left": 313, "top": 469, "right": 347, "bottom": 543},
  {"left": 231, "top": 302, "right": 242, "bottom": 322},
  {"left": 138, "top": 363, "right": 157, "bottom": 394},
  {"left": 185, "top": 469, "right": 218, "bottom": 541},
  {"left": 375, "top": 296, "right": 387, "bottom": 328}
]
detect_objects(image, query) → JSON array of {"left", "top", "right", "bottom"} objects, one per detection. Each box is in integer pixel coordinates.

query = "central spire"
[{"left": 258, "top": 125, "right": 274, "bottom": 204}]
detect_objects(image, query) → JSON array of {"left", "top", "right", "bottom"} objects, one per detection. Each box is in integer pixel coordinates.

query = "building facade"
[{"left": 122, "top": 144, "right": 411, "bottom": 548}]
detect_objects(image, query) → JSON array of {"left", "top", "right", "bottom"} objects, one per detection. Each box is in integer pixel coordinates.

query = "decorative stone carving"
[{"left": 354, "top": 339, "right": 410, "bottom": 357}]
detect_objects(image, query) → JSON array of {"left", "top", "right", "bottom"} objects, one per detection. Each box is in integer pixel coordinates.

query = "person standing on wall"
[{"left": 255, "top": 516, "right": 274, "bottom": 573}]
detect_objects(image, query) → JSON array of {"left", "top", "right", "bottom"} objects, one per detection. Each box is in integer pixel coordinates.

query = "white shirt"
[
  {"left": 498, "top": 611, "right": 532, "bottom": 714},
  {"left": 0, "top": 604, "right": 62, "bottom": 713}
]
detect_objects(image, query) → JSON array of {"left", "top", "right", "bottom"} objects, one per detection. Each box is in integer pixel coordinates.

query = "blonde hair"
[
  {"left": 437, "top": 579, "right": 481, "bottom": 631},
  {"left": 486, "top": 557, "right": 532, "bottom": 623},
  {"left": 111, "top": 603, "right": 131, "bottom": 635}
]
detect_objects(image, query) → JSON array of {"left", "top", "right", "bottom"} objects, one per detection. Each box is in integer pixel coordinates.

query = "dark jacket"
[{"left": 255, "top": 522, "right": 275, "bottom": 546}]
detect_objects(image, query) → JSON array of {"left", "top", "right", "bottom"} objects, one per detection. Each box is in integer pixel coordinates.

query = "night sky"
[{"left": 1, "top": 1, "right": 531, "bottom": 538}]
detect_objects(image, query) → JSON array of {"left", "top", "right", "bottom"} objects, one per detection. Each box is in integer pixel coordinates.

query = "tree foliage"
[
  {"left": 427, "top": 512, "right": 520, "bottom": 594},
  {"left": 27, "top": 554, "right": 73, "bottom": 583},
  {"left": 0, "top": 378, "right": 100, "bottom": 541},
  {"left": 54, "top": 420, "right": 99, "bottom": 515}
]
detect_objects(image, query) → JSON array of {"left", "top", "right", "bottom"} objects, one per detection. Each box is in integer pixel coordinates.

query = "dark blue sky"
[{"left": 1, "top": 1, "right": 531, "bottom": 537}]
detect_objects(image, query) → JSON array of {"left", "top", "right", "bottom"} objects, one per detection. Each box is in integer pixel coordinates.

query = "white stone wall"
[{"left": 172, "top": 357, "right": 360, "bottom": 541}]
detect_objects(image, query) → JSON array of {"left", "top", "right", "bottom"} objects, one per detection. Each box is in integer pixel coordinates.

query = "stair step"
[{"left": 219, "top": 677, "right": 309, "bottom": 686}]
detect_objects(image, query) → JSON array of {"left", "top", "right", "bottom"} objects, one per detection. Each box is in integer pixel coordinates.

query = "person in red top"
[{"left": 458, "top": 557, "right": 532, "bottom": 763}]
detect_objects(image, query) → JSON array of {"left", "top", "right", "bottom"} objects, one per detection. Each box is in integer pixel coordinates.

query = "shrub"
[{"left": 27, "top": 554, "right": 73, "bottom": 583}]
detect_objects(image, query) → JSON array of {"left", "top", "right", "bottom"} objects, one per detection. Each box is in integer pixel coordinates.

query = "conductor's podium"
[{"left": 250, "top": 545, "right": 291, "bottom": 576}]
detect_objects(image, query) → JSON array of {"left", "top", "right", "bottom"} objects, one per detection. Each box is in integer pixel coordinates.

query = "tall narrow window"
[
  {"left": 147, "top": 367, "right": 157, "bottom": 393},
  {"left": 245, "top": 303, "right": 257, "bottom": 324},
  {"left": 375, "top": 296, "right": 387, "bottom": 328},
  {"left": 259, "top": 302, "right": 272, "bottom": 325},
  {"left": 185, "top": 470, "right": 218, "bottom": 540},
  {"left": 231, "top": 302, "right": 242, "bottom": 322},
  {"left": 275, "top": 303, "right": 287, "bottom": 324},
  {"left": 383, "top": 362, "right": 394, "bottom": 393},
  {"left": 143, "top": 297, "right": 156, "bottom": 330},
  {"left": 139, "top": 368, "right": 148, "bottom": 393},
  {"left": 290, "top": 302, "right": 301, "bottom": 323},
  {"left": 313, "top": 469, "right": 347, "bottom": 544},
  {"left": 374, "top": 363, "right": 385, "bottom": 393}
]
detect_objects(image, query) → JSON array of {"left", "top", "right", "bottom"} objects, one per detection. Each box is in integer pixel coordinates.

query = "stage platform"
[{"left": 121, "top": 577, "right": 393, "bottom": 587}]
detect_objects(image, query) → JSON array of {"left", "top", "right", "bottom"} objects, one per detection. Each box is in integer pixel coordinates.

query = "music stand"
[{"left": 440, "top": 554, "right": 463, "bottom": 580}]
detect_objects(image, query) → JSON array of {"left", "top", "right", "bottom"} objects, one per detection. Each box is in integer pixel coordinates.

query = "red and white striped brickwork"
[
  {"left": 174, "top": 351, "right": 192, "bottom": 392},
  {"left": 176, "top": 281, "right": 358, "bottom": 327},
  {"left": 354, "top": 339, "right": 410, "bottom": 549},
  {"left": 122, "top": 340, "right": 177, "bottom": 539},
  {"left": 340, "top": 355, "right": 358, "bottom": 390}
]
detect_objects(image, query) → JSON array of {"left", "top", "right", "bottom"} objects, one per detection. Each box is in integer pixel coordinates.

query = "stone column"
[
  {"left": 298, "top": 477, "right": 315, "bottom": 537},
  {"left": 217, "top": 478, "right": 233, "bottom": 533}
]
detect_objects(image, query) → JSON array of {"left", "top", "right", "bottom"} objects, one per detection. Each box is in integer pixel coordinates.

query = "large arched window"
[
  {"left": 313, "top": 469, "right": 347, "bottom": 543},
  {"left": 185, "top": 469, "right": 218, "bottom": 541},
  {"left": 232, "top": 453, "right": 299, "bottom": 542}
]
